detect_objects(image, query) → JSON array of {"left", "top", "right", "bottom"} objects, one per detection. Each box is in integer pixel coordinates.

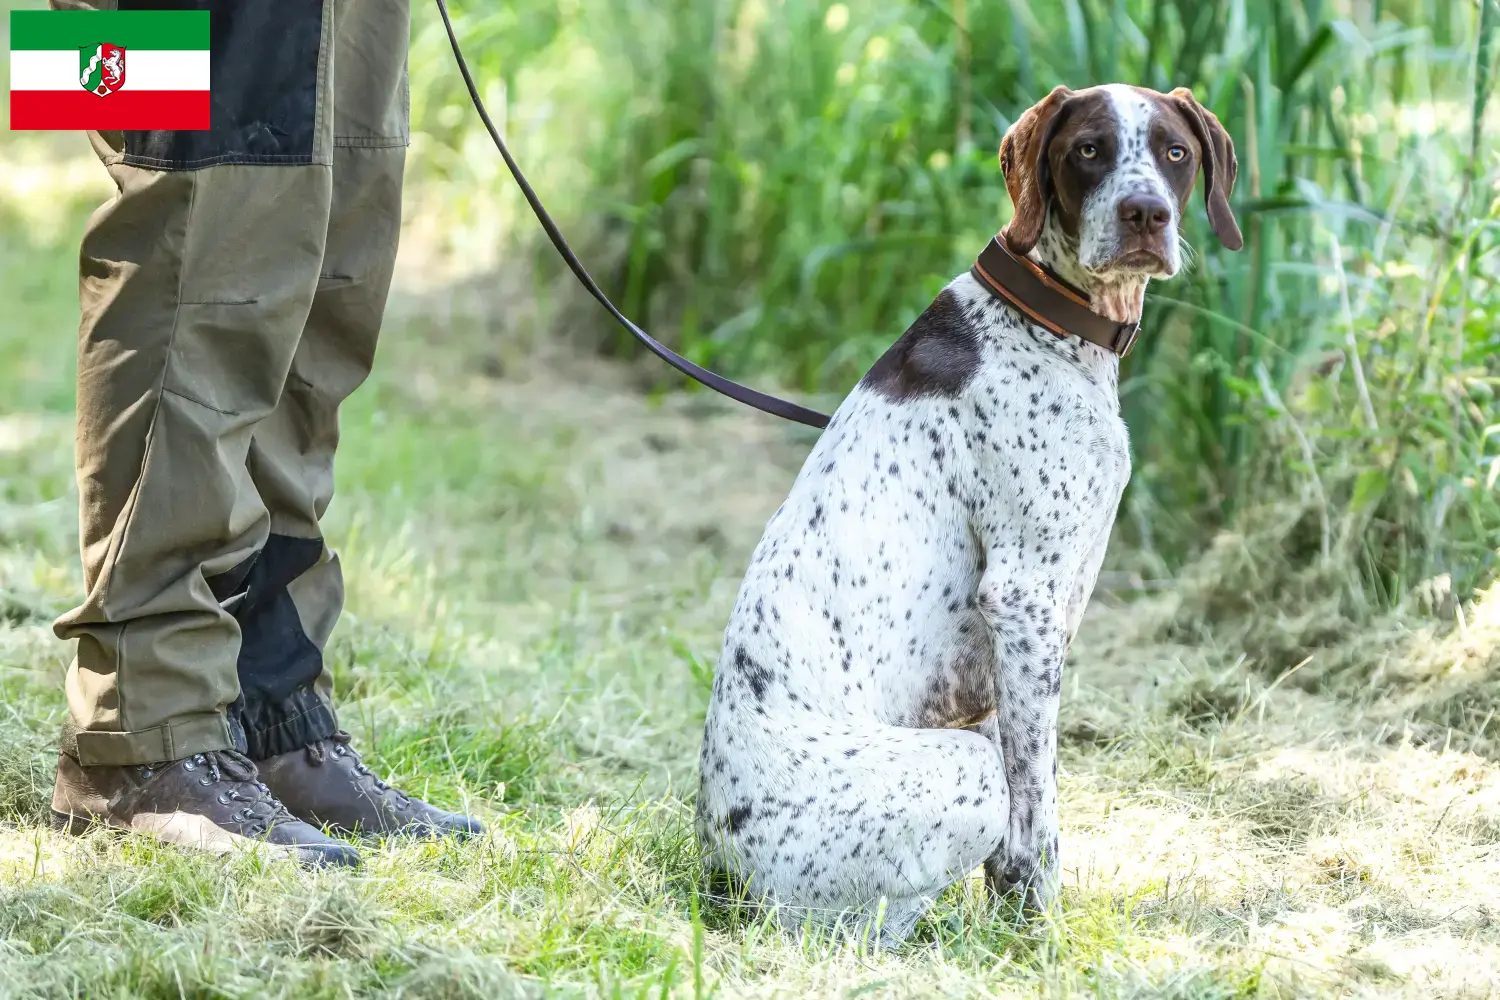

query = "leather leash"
[
  {"left": 436, "top": 0, "right": 1136, "bottom": 431},
  {"left": 435, "top": 0, "right": 831, "bottom": 430}
]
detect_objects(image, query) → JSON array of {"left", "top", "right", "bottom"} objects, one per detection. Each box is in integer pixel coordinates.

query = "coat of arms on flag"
[{"left": 79, "top": 43, "right": 127, "bottom": 97}]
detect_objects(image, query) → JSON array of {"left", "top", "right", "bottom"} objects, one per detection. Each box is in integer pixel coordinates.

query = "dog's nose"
[{"left": 1118, "top": 195, "right": 1172, "bottom": 236}]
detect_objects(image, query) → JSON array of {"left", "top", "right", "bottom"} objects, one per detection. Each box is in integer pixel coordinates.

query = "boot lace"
[
  {"left": 177, "top": 749, "right": 294, "bottom": 838},
  {"left": 305, "top": 732, "right": 412, "bottom": 810}
]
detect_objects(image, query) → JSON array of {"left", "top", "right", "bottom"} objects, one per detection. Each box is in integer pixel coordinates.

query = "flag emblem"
[
  {"left": 79, "top": 43, "right": 127, "bottom": 97},
  {"left": 9, "top": 11, "right": 210, "bottom": 130}
]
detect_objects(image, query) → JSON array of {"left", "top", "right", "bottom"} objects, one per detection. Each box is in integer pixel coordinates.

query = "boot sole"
[
  {"left": 50, "top": 808, "right": 360, "bottom": 869},
  {"left": 50, "top": 809, "right": 95, "bottom": 837}
]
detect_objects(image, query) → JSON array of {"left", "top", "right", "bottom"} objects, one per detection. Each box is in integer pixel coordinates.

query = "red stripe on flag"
[{"left": 9, "top": 90, "right": 210, "bottom": 130}]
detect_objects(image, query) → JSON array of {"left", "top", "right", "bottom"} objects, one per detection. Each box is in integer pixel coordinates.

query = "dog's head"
[{"left": 999, "top": 84, "right": 1242, "bottom": 283}]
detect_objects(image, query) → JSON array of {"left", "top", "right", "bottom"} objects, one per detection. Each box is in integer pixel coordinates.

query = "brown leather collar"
[{"left": 970, "top": 236, "right": 1140, "bottom": 357}]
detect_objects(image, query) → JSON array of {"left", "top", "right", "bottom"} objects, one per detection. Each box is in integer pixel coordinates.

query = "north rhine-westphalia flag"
[{"left": 9, "top": 10, "right": 210, "bottom": 130}]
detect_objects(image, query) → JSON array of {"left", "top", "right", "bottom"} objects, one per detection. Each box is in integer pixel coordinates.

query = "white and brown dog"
[{"left": 695, "top": 84, "right": 1242, "bottom": 943}]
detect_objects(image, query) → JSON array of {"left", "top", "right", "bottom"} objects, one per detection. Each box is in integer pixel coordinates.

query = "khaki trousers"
[{"left": 54, "top": 0, "right": 410, "bottom": 766}]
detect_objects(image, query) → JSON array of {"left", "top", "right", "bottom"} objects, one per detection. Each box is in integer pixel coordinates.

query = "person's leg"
[
  {"left": 226, "top": 0, "right": 409, "bottom": 762},
  {"left": 50, "top": 0, "right": 358, "bottom": 865},
  {"left": 240, "top": 0, "right": 479, "bottom": 839}
]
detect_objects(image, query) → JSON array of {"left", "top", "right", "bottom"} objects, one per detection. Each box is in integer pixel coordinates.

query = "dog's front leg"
[{"left": 975, "top": 567, "right": 1066, "bottom": 911}]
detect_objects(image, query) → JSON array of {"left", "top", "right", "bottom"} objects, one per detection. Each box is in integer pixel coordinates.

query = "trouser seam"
[
  {"left": 332, "top": 136, "right": 406, "bottom": 148},
  {"left": 98, "top": 168, "right": 202, "bottom": 737},
  {"left": 312, "top": 0, "right": 333, "bottom": 165},
  {"left": 161, "top": 384, "right": 239, "bottom": 417}
]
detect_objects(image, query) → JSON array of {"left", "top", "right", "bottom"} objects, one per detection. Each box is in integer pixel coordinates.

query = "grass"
[{"left": 3, "top": 0, "right": 1500, "bottom": 996}]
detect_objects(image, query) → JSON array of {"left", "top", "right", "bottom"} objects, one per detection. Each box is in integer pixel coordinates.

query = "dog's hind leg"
[{"left": 700, "top": 720, "right": 1009, "bottom": 945}]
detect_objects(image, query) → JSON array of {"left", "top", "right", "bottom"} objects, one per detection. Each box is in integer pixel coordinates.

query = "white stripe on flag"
[{"left": 9, "top": 49, "right": 209, "bottom": 92}]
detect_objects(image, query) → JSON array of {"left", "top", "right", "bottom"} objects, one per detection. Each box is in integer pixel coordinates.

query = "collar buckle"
[{"left": 1113, "top": 322, "right": 1141, "bottom": 357}]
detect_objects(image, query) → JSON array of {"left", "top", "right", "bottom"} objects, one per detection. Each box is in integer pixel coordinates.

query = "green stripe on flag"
[{"left": 9, "top": 10, "right": 210, "bottom": 51}]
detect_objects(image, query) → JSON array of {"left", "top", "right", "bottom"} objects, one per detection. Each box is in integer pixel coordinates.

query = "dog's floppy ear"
[
  {"left": 999, "top": 85, "right": 1074, "bottom": 256},
  {"left": 1169, "top": 87, "right": 1243, "bottom": 251}
]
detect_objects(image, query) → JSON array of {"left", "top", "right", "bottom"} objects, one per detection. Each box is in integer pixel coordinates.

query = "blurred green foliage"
[{"left": 413, "top": 0, "right": 1500, "bottom": 605}]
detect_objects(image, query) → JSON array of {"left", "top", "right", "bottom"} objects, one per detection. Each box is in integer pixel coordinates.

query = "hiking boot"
[
  {"left": 51, "top": 749, "right": 362, "bottom": 869},
  {"left": 258, "top": 731, "right": 483, "bottom": 841}
]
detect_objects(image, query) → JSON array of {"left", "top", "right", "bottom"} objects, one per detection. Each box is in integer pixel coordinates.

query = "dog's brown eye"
[
  {"left": 1078, "top": 144, "right": 1098, "bottom": 160},
  {"left": 1166, "top": 145, "right": 1188, "bottom": 163}
]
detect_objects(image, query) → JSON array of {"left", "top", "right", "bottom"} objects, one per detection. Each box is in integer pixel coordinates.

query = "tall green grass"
[{"left": 410, "top": 0, "right": 1500, "bottom": 607}]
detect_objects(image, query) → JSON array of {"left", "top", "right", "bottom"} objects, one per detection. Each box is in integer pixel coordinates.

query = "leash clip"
[{"left": 1113, "top": 322, "right": 1141, "bottom": 357}]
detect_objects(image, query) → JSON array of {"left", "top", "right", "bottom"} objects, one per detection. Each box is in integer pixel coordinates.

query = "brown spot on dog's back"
[{"left": 861, "top": 291, "right": 982, "bottom": 402}]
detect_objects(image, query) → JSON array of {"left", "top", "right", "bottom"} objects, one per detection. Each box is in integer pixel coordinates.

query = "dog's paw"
[{"left": 983, "top": 855, "right": 1060, "bottom": 914}]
